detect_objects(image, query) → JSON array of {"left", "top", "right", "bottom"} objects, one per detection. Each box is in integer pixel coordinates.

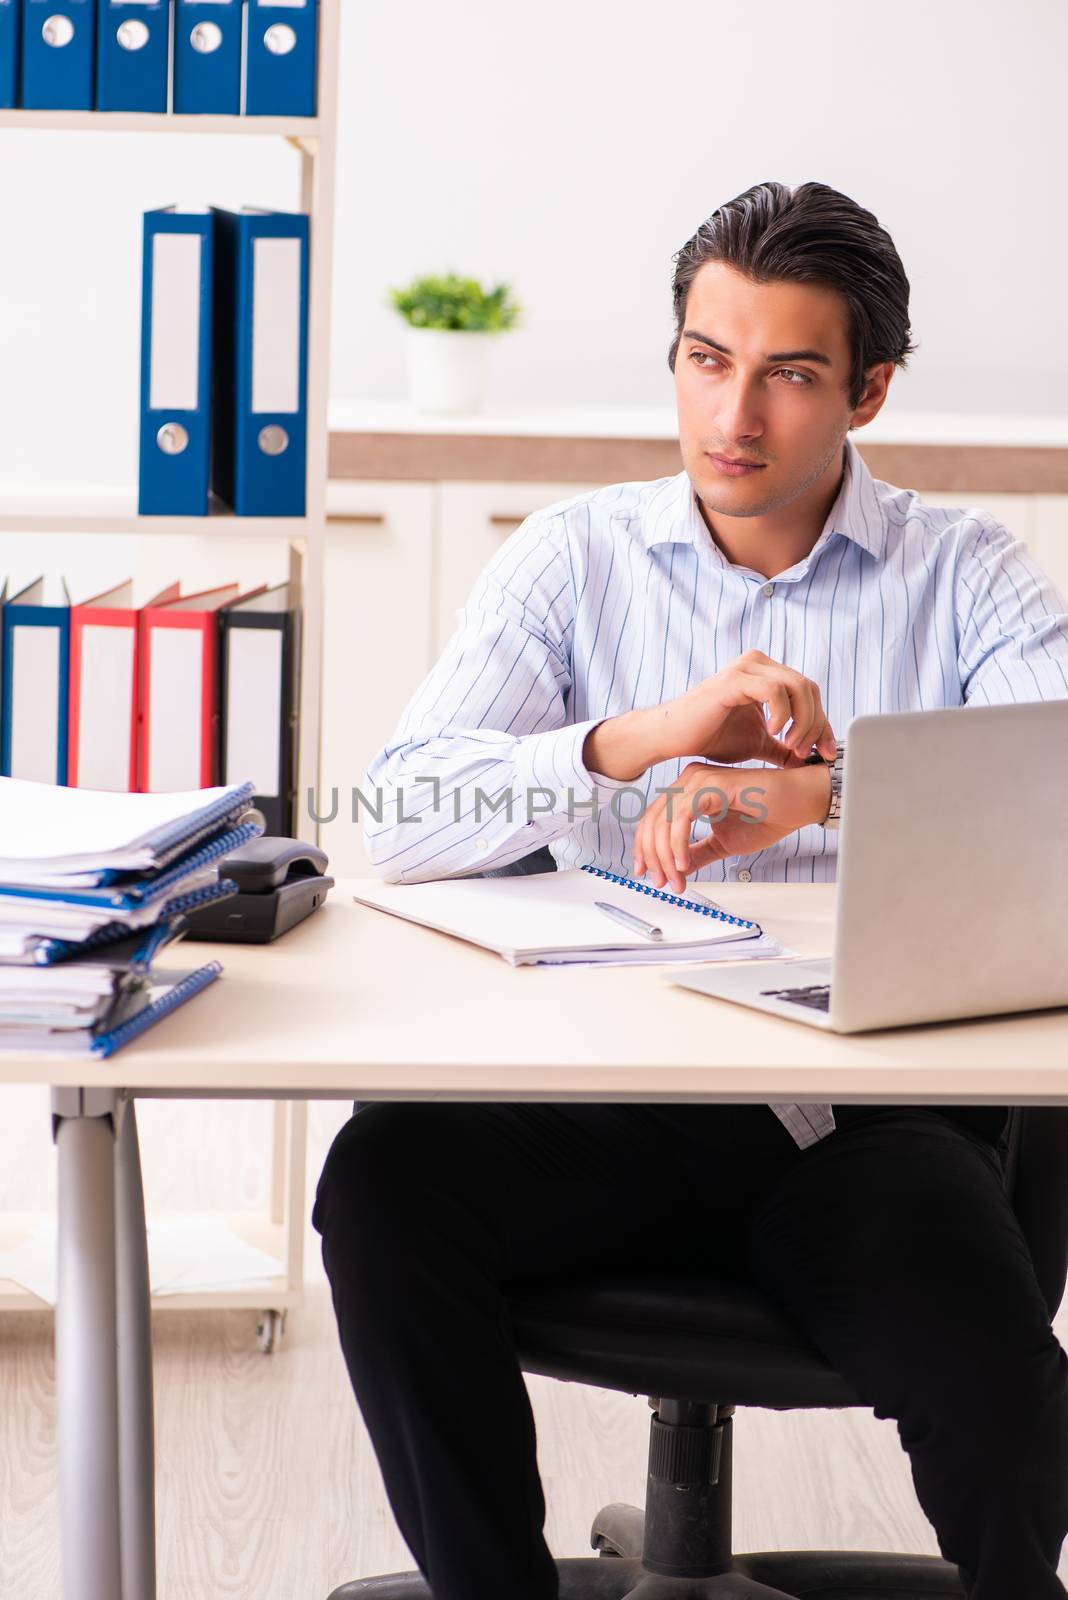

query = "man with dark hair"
[{"left": 315, "top": 182, "right": 1068, "bottom": 1599}]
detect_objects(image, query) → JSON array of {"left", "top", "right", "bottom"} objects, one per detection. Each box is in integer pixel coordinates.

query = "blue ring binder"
[
  {"left": 91, "top": 960, "right": 223, "bottom": 1059},
  {"left": 579, "top": 863, "right": 756, "bottom": 930}
]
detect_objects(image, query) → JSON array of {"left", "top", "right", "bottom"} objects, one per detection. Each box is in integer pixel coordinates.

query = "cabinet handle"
[
  {"left": 489, "top": 514, "right": 525, "bottom": 529},
  {"left": 328, "top": 512, "right": 385, "bottom": 525}
]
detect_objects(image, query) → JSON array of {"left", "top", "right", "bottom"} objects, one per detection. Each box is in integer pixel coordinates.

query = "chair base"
[{"left": 327, "top": 1546, "right": 966, "bottom": 1600}]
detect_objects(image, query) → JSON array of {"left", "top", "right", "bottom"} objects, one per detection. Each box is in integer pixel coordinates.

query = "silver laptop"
[{"left": 665, "top": 701, "right": 1068, "bottom": 1032}]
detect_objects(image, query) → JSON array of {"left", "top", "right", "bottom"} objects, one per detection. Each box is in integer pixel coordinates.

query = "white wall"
[{"left": 0, "top": 0, "right": 1065, "bottom": 490}]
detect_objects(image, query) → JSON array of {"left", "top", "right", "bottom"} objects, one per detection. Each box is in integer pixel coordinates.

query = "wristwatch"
[{"left": 805, "top": 741, "right": 845, "bottom": 829}]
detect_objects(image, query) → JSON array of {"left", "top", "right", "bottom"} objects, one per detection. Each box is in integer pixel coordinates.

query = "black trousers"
[{"left": 312, "top": 1102, "right": 1068, "bottom": 1600}]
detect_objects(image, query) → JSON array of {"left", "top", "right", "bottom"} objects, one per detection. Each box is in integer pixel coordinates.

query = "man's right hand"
[{"left": 582, "top": 649, "right": 837, "bottom": 781}]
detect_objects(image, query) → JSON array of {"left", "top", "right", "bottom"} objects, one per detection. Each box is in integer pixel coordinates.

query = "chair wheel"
[
  {"left": 592, "top": 1536, "right": 625, "bottom": 1558},
  {"left": 590, "top": 1502, "right": 644, "bottom": 1560}
]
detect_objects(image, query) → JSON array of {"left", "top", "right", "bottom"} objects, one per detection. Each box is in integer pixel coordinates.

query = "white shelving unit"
[
  {"left": 0, "top": 109, "right": 322, "bottom": 135},
  {"left": 0, "top": 2, "right": 341, "bottom": 1339}
]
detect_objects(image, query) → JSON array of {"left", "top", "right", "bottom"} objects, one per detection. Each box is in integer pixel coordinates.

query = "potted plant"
[{"left": 388, "top": 272, "right": 521, "bottom": 414}]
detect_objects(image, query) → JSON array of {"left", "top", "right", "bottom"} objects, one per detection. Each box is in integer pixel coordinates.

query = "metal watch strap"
[
  {"left": 803, "top": 741, "right": 844, "bottom": 828},
  {"left": 825, "top": 740, "right": 844, "bottom": 829}
]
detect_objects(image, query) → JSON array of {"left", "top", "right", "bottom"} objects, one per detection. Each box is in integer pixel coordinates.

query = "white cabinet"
[
  {"left": 1031, "top": 498, "right": 1068, "bottom": 601},
  {"left": 320, "top": 482, "right": 435, "bottom": 876}
]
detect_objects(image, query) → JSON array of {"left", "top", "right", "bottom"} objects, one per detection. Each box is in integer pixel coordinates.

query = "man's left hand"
[
  {"left": 699, "top": 701, "right": 819, "bottom": 767},
  {"left": 632, "top": 761, "right": 832, "bottom": 893}
]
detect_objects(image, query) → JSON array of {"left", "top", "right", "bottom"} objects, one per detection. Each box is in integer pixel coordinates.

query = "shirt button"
[
  {"left": 761, "top": 583, "right": 774, "bottom": 597},
  {"left": 475, "top": 839, "right": 490, "bottom": 852},
  {"left": 737, "top": 868, "right": 752, "bottom": 883}
]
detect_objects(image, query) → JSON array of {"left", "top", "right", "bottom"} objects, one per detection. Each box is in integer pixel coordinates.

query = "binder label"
[
  {"left": 77, "top": 625, "right": 136, "bottom": 793},
  {"left": 149, "top": 234, "right": 203, "bottom": 412},
  {"left": 225, "top": 628, "right": 283, "bottom": 798},
  {"left": 11, "top": 627, "right": 60, "bottom": 784},
  {"left": 251, "top": 237, "right": 302, "bottom": 413},
  {"left": 148, "top": 630, "right": 202, "bottom": 791}
]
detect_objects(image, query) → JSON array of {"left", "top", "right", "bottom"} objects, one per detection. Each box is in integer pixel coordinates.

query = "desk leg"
[
  {"left": 53, "top": 1089, "right": 123, "bottom": 1600},
  {"left": 115, "top": 1102, "right": 156, "bottom": 1600}
]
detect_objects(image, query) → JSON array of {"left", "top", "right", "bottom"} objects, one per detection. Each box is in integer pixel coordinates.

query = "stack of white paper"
[
  {"left": 0, "top": 775, "right": 256, "bottom": 886},
  {"left": 0, "top": 776, "right": 253, "bottom": 1051},
  {"left": 0, "top": 963, "right": 120, "bottom": 1027},
  {"left": 352, "top": 868, "right": 788, "bottom": 967}
]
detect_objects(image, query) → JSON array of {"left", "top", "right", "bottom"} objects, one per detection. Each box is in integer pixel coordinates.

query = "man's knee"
[
  {"left": 312, "top": 1103, "right": 429, "bottom": 1246},
  {"left": 887, "top": 1316, "right": 1068, "bottom": 1478}
]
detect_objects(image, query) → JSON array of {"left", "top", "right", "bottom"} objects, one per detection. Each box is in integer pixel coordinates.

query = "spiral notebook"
[
  {"left": 23, "top": 879, "right": 238, "bottom": 967},
  {"left": 351, "top": 865, "right": 785, "bottom": 967}
]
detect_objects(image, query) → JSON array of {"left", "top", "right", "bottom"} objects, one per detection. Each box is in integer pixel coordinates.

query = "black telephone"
[{"left": 182, "top": 837, "right": 334, "bottom": 944}]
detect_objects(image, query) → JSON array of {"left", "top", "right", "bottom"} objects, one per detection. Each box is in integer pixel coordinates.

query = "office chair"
[{"left": 329, "top": 845, "right": 1068, "bottom": 1599}]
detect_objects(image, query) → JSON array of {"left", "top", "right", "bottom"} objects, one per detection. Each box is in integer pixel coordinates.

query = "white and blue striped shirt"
[{"left": 365, "top": 436, "right": 1068, "bottom": 1148}]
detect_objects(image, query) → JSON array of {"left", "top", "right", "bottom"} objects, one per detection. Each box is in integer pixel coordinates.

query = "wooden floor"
[{"left": 0, "top": 1089, "right": 1064, "bottom": 1597}]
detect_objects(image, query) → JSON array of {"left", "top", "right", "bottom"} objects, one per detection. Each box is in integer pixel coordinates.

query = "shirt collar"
[{"left": 643, "top": 435, "right": 887, "bottom": 561}]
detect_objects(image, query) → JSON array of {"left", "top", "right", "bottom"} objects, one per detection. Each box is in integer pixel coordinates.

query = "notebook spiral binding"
[
  {"left": 0, "top": 821, "right": 262, "bottom": 911},
  {"left": 140, "top": 782, "right": 256, "bottom": 872},
  {"left": 33, "top": 879, "right": 239, "bottom": 965},
  {"left": 126, "top": 822, "right": 261, "bottom": 908},
  {"left": 580, "top": 864, "right": 756, "bottom": 929},
  {"left": 161, "top": 878, "right": 239, "bottom": 919},
  {"left": 91, "top": 960, "right": 223, "bottom": 1059}
]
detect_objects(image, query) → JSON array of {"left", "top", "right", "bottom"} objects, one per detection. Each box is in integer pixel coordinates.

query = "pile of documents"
[{"left": 0, "top": 777, "right": 260, "bottom": 1054}]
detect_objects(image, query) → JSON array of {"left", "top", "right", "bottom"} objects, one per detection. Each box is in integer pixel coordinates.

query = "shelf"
[
  {"left": 0, "top": 1211, "right": 299, "bottom": 1313},
  {"left": 328, "top": 399, "right": 1068, "bottom": 449},
  {"left": 0, "top": 109, "right": 320, "bottom": 138},
  {"left": 0, "top": 2, "right": 339, "bottom": 1334},
  {"left": 0, "top": 488, "right": 313, "bottom": 538}
]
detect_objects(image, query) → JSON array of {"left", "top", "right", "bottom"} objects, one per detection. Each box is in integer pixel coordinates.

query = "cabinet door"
[
  {"left": 320, "top": 481, "right": 434, "bottom": 877},
  {"left": 433, "top": 481, "right": 597, "bottom": 657},
  {"left": 1030, "top": 497, "right": 1068, "bottom": 604}
]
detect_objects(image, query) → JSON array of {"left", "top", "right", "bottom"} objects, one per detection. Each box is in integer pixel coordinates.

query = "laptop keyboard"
[{"left": 759, "top": 983, "right": 832, "bottom": 1012}]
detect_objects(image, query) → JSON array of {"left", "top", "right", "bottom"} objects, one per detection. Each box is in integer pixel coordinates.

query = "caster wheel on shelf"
[{"left": 256, "top": 1309, "right": 287, "bottom": 1353}]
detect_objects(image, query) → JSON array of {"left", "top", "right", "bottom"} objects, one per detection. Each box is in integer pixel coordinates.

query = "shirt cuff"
[{"left": 513, "top": 718, "right": 640, "bottom": 823}]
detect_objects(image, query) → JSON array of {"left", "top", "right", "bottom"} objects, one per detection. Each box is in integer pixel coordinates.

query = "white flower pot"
[{"left": 403, "top": 326, "right": 495, "bottom": 414}]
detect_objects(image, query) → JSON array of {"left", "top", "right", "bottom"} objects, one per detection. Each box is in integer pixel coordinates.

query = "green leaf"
[{"left": 385, "top": 271, "right": 522, "bottom": 332}]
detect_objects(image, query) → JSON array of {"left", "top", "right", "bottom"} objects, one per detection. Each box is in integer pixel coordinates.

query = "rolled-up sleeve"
[
  {"left": 362, "top": 510, "right": 633, "bottom": 883},
  {"left": 955, "top": 520, "right": 1068, "bottom": 704}
]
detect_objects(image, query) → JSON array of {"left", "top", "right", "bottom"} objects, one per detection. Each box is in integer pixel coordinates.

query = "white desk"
[{"left": 7, "top": 880, "right": 1067, "bottom": 1600}]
